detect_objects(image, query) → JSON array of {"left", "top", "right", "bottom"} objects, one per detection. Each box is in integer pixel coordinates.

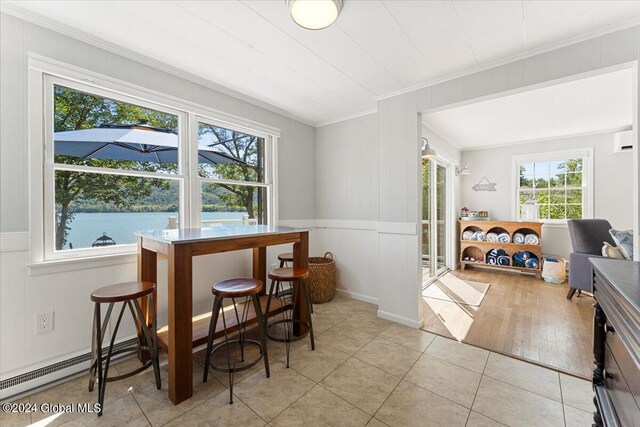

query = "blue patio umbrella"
[{"left": 54, "top": 121, "right": 248, "bottom": 165}]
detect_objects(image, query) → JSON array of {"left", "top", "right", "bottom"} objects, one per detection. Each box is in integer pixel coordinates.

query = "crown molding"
[
  {"left": 375, "top": 19, "right": 640, "bottom": 103},
  {"left": 0, "top": 4, "right": 318, "bottom": 128},
  {"left": 315, "top": 109, "right": 378, "bottom": 128}
]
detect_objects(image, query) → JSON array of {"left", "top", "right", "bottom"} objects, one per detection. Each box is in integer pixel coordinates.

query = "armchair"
[{"left": 566, "top": 219, "right": 615, "bottom": 299}]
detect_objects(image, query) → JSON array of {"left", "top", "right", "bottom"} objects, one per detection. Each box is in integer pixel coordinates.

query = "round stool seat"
[
  {"left": 277, "top": 252, "right": 294, "bottom": 262},
  {"left": 212, "top": 278, "right": 263, "bottom": 298},
  {"left": 91, "top": 281, "right": 155, "bottom": 303},
  {"left": 268, "top": 267, "right": 309, "bottom": 281}
]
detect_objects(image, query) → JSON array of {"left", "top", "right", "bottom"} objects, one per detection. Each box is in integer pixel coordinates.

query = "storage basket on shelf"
[{"left": 308, "top": 252, "right": 336, "bottom": 304}]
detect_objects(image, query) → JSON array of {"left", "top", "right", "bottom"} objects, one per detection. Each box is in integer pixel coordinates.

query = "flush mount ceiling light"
[
  {"left": 287, "top": 0, "right": 343, "bottom": 30},
  {"left": 421, "top": 137, "right": 437, "bottom": 159}
]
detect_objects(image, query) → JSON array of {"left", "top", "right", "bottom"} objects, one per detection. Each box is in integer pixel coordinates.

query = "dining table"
[{"left": 135, "top": 225, "right": 309, "bottom": 405}]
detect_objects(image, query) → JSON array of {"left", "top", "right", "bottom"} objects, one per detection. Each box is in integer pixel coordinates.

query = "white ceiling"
[
  {"left": 3, "top": 1, "right": 640, "bottom": 126},
  {"left": 422, "top": 68, "right": 633, "bottom": 150}
]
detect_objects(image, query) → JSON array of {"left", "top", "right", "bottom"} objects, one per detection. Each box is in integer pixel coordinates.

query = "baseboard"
[
  {"left": 335, "top": 288, "right": 378, "bottom": 305},
  {"left": 376, "top": 309, "right": 424, "bottom": 329}
]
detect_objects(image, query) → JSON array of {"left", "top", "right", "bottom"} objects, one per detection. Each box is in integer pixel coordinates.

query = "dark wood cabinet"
[{"left": 590, "top": 258, "right": 640, "bottom": 427}]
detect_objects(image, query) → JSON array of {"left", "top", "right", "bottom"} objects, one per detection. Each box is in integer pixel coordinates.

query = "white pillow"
[{"left": 602, "top": 242, "right": 625, "bottom": 259}]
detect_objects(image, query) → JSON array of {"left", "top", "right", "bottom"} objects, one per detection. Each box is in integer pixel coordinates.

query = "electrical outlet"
[{"left": 36, "top": 312, "right": 54, "bottom": 334}]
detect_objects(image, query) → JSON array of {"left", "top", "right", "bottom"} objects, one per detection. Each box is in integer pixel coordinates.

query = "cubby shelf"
[{"left": 459, "top": 220, "right": 543, "bottom": 279}]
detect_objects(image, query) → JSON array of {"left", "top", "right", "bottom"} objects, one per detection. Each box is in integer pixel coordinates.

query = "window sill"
[
  {"left": 541, "top": 222, "right": 569, "bottom": 229},
  {"left": 28, "top": 252, "right": 138, "bottom": 276}
]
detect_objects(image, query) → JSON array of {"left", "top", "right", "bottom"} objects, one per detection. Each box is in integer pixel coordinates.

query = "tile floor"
[{"left": 1, "top": 294, "right": 594, "bottom": 427}]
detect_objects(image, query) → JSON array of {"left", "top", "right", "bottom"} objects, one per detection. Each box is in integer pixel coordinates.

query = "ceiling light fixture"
[
  {"left": 421, "top": 137, "right": 437, "bottom": 159},
  {"left": 287, "top": 0, "right": 343, "bottom": 30}
]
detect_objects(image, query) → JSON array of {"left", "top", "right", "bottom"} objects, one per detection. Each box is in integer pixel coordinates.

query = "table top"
[
  {"left": 590, "top": 258, "right": 640, "bottom": 314},
  {"left": 135, "top": 225, "right": 307, "bottom": 244}
]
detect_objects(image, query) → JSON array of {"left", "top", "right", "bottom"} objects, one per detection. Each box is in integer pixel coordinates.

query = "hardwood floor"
[{"left": 421, "top": 268, "right": 594, "bottom": 379}]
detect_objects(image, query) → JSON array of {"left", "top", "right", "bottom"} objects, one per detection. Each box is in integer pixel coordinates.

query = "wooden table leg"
[
  {"left": 292, "top": 232, "right": 309, "bottom": 336},
  {"left": 137, "top": 237, "right": 157, "bottom": 363},
  {"left": 253, "top": 247, "right": 266, "bottom": 294},
  {"left": 167, "top": 243, "right": 193, "bottom": 405}
]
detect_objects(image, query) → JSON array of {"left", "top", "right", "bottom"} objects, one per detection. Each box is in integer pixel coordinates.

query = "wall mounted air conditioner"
[{"left": 613, "top": 129, "right": 634, "bottom": 153}]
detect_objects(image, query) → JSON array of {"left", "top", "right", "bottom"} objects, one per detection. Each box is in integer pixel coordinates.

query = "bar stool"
[
  {"left": 88, "top": 281, "right": 161, "bottom": 416},
  {"left": 276, "top": 252, "right": 313, "bottom": 314},
  {"left": 203, "top": 278, "right": 270, "bottom": 404},
  {"left": 277, "top": 252, "right": 294, "bottom": 268},
  {"left": 264, "top": 268, "right": 314, "bottom": 368}
]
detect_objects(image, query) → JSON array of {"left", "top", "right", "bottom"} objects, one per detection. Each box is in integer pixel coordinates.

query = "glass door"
[{"left": 422, "top": 158, "right": 450, "bottom": 287}]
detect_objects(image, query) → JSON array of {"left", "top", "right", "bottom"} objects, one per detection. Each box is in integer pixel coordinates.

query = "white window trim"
[
  {"left": 510, "top": 148, "right": 594, "bottom": 226},
  {"left": 28, "top": 56, "right": 279, "bottom": 265}
]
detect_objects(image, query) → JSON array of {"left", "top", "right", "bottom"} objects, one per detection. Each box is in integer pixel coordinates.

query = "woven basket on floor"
[{"left": 308, "top": 252, "right": 336, "bottom": 304}]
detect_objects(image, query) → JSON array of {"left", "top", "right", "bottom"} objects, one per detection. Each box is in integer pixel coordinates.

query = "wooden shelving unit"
[{"left": 459, "top": 220, "right": 543, "bottom": 279}]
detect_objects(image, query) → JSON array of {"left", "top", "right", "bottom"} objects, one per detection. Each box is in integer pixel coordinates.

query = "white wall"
[
  {"left": 0, "top": 12, "right": 317, "bottom": 389},
  {"left": 315, "top": 113, "right": 380, "bottom": 303},
  {"left": 460, "top": 132, "right": 634, "bottom": 259}
]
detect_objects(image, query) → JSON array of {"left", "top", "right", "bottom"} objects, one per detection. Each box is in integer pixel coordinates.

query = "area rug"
[{"left": 423, "top": 275, "right": 490, "bottom": 307}]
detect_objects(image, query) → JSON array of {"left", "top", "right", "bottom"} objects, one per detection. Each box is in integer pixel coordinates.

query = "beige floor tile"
[
  {"left": 564, "top": 404, "right": 593, "bottom": 427},
  {"left": 424, "top": 336, "right": 489, "bottom": 374},
  {"left": 366, "top": 418, "right": 389, "bottom": 426},
  {"left": 375, "top": 380, "right": 469, "bottom": 427},
  {"left": 341, "top": 311, "right": 393, "bottom": 336},
  {"left": 287, "top": 341, "right": 350, "bottom": 382},
  {"left": 116, "top": 356, "right": 168, "bottom": 391},
  {"left": 466, "top": 411, "right": 507, "bottom": 426},
  {"left": 310, "top": 311, "right": 352, "bottom": 334},
  {"left": 132, "top": 369, "right": 226, "bottom": 426},
  {"left": 271, "top": 384, "right": 371, "bottom": 427},
  {"left": 320, "top": 358, "right": 400, "bottom": 415},
  {"left": 163, "top": 391, "right": 265, "bottom": 427},
  {"left": 0, "top": 397, "right": 31, "bottom": 427},
  {"left": 316, "top": 326, "right": 376, "bottom": 356},
  {"left": 378, "top": 323, "right": 435, "bottom": 352},
  {"left": 472, "top": 376, "right": 564, "bottom": 427},
  {"left": 29, "top": 374, "right": 130, "bottom": 425},
  {"left": 404, "top": 354, "right": 481, "bottom": 408},
  {"left": 59, "top": 394, "right": 149, "bottom": 427},
  {"left": 483, "top": 352, "right": 561, "bottom": 401},
  {"left": 560, "top": 373, "right": 593, "bottom": 413},
  {"left": 232, "top": 361, "right": 315, "bottom": 422},
  {"left": 354, "top": 337, "right": 421, "bottom": 377}
]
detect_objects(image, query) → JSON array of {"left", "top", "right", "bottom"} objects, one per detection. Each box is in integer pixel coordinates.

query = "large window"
[
  {"left": 42, "top": 74, "right": 275, "bottom": 260},
  {"left": 513, "top": 149, "right": 592, "bottom": 223}
]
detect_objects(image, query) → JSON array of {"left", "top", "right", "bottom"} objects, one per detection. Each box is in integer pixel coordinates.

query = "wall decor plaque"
[{"left": 472, "top": 177, "right": 497, "bottom": 192}]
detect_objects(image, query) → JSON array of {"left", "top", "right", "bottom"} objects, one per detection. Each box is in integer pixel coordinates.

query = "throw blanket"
[
  {"left": 486, "top": 232, "right": 498, "bottom": 242},
  {"left": 486, "top": 248, "right": 509, "bottom": 266},
  {"left": 497, "top": 232, "right": 510, "bottom": 243},
  {"left": 462, "top": 230, "right": 474, "bottom": 240},
  {"left": 472, "top": 231, "right": 484, "bottom": 241},
  {"left": 513, "top": 250, "right": 539, "bottom": 269},
  {"left": 524, "top": 233, "right": 540, "bottom": 245},
  {"left": 513, "top": 232, "right": 525, "bottom": 244}
]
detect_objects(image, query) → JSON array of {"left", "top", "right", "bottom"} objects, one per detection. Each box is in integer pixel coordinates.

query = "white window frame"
[
  {"left": 29, "top": 56, "right": 279, "bottom": 264},
  {"left": 511, "top": 148, "right": 594, "bottom": 225}
]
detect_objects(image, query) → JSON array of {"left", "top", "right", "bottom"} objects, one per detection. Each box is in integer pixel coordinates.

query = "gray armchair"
[{"left": 567, "top": 219, "right": 615, "bottom": 299}]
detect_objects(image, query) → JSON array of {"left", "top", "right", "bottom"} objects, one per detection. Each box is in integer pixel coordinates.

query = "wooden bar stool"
[
  {"left": 88, "top": 281, "right": 161, "bottom": 416},
  {"left": 203, "top": 278, "right": 270, "bottom": 404},
  {"left": 277, "top": 252, "right": 313, "bottom": 314},
  {"left": 264, "top": 268, "right": 314, "bottom": 368},
  {"left": 277, "top": 252, "right": 294, "bottom": 268}
]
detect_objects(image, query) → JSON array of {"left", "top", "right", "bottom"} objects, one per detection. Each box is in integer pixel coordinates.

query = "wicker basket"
[{"left": 308, "top": 252, "right": 336, "bottom": 304}]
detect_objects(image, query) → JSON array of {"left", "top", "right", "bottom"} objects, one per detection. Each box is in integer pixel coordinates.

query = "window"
[
  {"left": 513, "top": 149, "right": 593, "bottom": 223},
  {"left": 40, "top": 72, "right": 276, "bottom": 261}
]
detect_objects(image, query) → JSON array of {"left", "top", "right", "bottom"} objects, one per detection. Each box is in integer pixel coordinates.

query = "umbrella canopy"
[{"left": 54, "top": 122, "right": 248, "bottom": 165}]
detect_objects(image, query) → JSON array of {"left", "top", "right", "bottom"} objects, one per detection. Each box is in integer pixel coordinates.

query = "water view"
[{"left": 64, "top": 211, "right": 246, "bottom": 250}]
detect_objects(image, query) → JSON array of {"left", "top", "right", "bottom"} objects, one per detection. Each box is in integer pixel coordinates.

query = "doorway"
[{"left": 422, "top": 156, "right": 451, "bottom": 287}]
